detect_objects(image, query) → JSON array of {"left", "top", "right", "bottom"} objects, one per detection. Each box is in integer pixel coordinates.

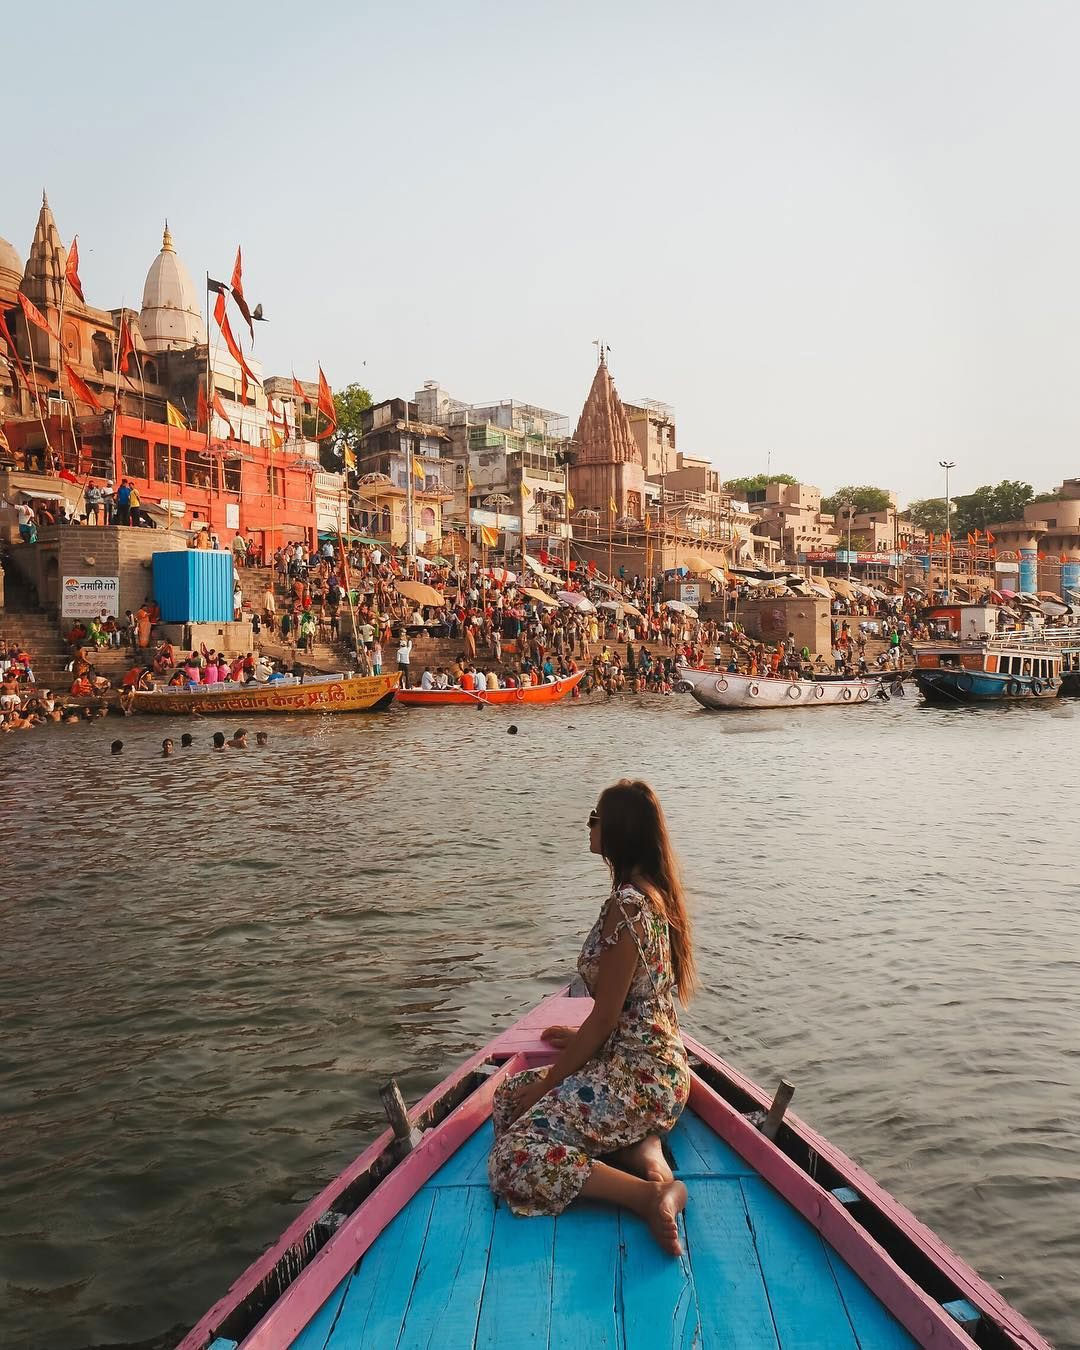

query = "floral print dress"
[{"left": 488, "top": 883, "right": 690, "bottom": 1216}]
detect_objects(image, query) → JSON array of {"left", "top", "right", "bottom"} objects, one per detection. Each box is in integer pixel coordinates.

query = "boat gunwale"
[
  {"left": 177, "top": 987, "right": 1051, "bottom": 1350},
  {"left": 395, "top": 669, "right": 585, "bottom": 706},
  {"left": 684, "top": 1033, "right": 1050, "bottom": 1350},
  {"left": 678, "top": 664, "right": 877, "bottom": 691},
  {"left": 176, "top": 988, "right": 575, "bottom": 1350},
  {"left": 130, "top": 672, "right": 400, "bottom": 716}
]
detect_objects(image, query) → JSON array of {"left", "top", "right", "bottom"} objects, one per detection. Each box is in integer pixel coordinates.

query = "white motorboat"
[{"left": 677, "top": 665, "right": 877, "bottom": 710}]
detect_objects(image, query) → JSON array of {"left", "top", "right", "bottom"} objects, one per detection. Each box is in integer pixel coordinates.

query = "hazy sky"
[{"left": 6, "top": 1, "right": 1079, "bottom": 503}]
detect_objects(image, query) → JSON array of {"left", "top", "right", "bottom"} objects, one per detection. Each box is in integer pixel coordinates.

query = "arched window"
[
  {"left": 381, "top": 506, "right": 391, "bottom": 533},
  {"left": 91, "top": 332, "right": 113, "bottom": 372},
  {"left": 420, "top": 506, "right": 435, "bottom": 527},
  {"left": 62, "top": 321, "right": 81, "bottom": 364}
]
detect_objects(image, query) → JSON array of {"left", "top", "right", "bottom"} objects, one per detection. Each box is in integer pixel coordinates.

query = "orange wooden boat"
[
  {"left": 131, "top": 672, "right": 399, "bottom": 715},
  {"left": 396, "top": 669, "right": 584, "bottom": 707}
]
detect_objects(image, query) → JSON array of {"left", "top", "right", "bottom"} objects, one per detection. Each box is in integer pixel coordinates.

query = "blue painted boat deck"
[{"left": 289, "top": 1108, "right": 917, "bottom": 1349}]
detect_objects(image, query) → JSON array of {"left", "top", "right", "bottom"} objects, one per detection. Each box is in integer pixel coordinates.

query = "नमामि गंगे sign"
[{"left": 62, "top": 575, "right": 120, "bottom": 618}]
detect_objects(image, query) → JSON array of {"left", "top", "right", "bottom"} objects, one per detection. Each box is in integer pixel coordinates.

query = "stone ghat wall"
[{"left": 8, "top": 525, "right": 188, "bottom": 616}]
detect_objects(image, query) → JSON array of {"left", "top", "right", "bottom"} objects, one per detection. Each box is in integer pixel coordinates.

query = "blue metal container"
[{"left": 152, "top": 550, "right": 233, "bottom": 623}]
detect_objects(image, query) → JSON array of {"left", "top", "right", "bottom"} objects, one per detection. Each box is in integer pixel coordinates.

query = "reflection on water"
[{"left": 1, "top": 697, "right": 1078, "bottom": 1349}]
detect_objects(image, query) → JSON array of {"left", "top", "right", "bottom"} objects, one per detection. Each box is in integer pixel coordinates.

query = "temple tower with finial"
[
  {"left": 567, "top": 346, "right": 646, "bottom": 524},
  {"left": 140, "top": 222, "right": 206, "bottom": 352}
]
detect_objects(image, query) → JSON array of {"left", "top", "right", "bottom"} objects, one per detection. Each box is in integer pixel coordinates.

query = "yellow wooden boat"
[{"left": 131, "top": 672, "right": 398, "bottom": 715}]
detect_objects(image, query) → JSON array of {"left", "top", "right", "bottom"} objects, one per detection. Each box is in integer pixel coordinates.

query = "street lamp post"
[
  {"left": 846, "top": 502, "right": 854, "bottom": 581},
  {"left": 939, "top": 460, "right": 956, "bottom": 597}
]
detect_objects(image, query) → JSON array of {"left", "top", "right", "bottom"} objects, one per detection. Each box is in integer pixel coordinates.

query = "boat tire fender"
[
  {"left": 857, "top": 686, "right": 869, "bottom": 701},
  {"left": 1007, "top": 679, "right": 1021, "bottom": 696},
  {"left": 748, "top": 682, "right": 759, "bottom": 697},
  {"left": 814, "top": 684, "right": 825, "bottom": 699},
  {"left": 842, "top": 687, "right": 853, "bottom": 701},
  {"left": 1031, "top": 678, "right": 1043, "bottom": 696},
  {"left": 786, "top": 684, "right": 801, "bottom": 699},
  {"left": 714, "top": 678, "right": 728, "bottom": 692},
  {"left": 956, "top": 672, "right": 974, "bottom": 693},
  {"left": 515, "top": 688, "right": 525, "bottom": 702}
]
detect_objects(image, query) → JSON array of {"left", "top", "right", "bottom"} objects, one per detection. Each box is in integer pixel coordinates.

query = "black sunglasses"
[{"left": 588, "top": 810, "right": 599, "bottom": 828}]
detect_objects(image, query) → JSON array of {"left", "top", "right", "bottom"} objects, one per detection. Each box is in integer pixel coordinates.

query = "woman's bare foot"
[
  {"left": 540, "top": 1025, "right": 573, "bottom": 1049},
  {"left": 644, "top": 1179, "right": 687, "bottom": 1256},
  {"left": 609, "top": 1135, "right": 673, "bottom": 1184}
]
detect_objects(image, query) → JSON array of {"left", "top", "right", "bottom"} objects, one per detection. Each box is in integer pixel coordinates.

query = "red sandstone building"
[{"left": 1, "top": 196, "right": 326, "bottom": 554}]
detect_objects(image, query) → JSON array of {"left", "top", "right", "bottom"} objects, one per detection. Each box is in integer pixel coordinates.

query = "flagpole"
[
  {"left": 311, "top": 371, "right": 321, "bottom": 558},
  {"left": 111, "top": 302, "right": 124, "bottom": 487},
  {"left": 22, "top": 305, "right": 54, "bottom": 461},
  {"left": 405, "top": 430, "right": 415, "bottom": 565},
  {"left": 519, "top": 464, "right": 526, "bottom": 573},
  {"left": 337, "top": 485, "right": 360, "bottom": 672},
  {"left": 166, "top": 417, "right": 173, "bottom": 538},
  {"left": 204, "top": 274, "right": 212, "bottom": 451},
  {"left": 56, "top": 265, "right": 69, "bottom": 469}
]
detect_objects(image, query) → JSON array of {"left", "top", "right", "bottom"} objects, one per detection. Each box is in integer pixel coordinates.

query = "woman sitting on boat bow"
[{"left": 489, "top": 779, "right": 696, "bottom": 1255}]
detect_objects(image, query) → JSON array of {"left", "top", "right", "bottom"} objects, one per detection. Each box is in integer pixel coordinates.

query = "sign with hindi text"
[{"left": 62, "top": 575, "right": 120, "bottom": 618}]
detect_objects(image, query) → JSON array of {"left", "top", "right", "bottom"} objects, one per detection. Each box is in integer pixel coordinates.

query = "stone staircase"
[{"left": 0, "top": 610, "right": 72, "bottom": 688}]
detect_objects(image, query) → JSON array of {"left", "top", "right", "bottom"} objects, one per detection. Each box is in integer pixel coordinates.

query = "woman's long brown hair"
[{"left": 597, "top": 779, "right": 697, "bottom": 1003}]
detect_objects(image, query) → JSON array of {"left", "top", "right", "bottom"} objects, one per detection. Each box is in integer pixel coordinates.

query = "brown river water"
[{"left": 1, "top": 693, "right": 1078, "bottom": 1349}]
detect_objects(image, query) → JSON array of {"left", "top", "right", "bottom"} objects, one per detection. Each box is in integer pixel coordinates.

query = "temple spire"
[
  {"left": 22, "top": 191, "right": 66, "bottom": 307},
  {"left": 572, "top": 357, "right": 640, "bottom": 466}
]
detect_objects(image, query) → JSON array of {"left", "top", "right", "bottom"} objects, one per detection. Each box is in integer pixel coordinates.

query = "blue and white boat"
[{"left": 914, "top": 625, "right": 1080, "bottom": 704}]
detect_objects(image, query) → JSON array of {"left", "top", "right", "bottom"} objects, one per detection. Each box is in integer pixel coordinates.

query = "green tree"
[
  {"left": 905, "top": 497, "right": 949, "bottom": 533},
  {"left": 951, "top": 480, "right": 1033, "bottom": 535},
  {"left": 311, "top": 382, "right": 373, "bottom": 472},
  {"left": 820, "top": 485, "right": 893, "bottom": 518},
  {"left": 722, "top": 473, "right": 797, "bottom": 495}
]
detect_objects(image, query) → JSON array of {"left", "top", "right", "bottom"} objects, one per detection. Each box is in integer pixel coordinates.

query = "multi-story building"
[
  {"left": 623, "top": 398, "right": 676, "bottom": 478},
  {"left": 413, "top": 380, "right": 571, "bottom": 558},
  {"left": 354, "top": 398, "right": 453, "bottom": 551},
  {"left": 0, "top": 195, "right": 320, "bottom": 555},
  {"left": 750, "top": 481, "right": 841, "bottom": 561},
  {"left": 989, "top": 479, "right": 1080, "bottom": 596}
]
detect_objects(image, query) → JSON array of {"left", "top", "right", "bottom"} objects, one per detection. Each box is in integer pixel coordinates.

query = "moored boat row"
[{"left": 128, "top": 669, "right": 585, "bottom": 715}]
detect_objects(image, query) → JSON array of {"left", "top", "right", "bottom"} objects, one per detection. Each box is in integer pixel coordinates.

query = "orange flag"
[
  {"left": 292, "top": 372, "right": 305, "bottom": 399},
  {"left": 117, "top": 314, "right": 134, "bottom": 375},
  {"left": 211, "top": 389, "right": 236, "bottom": 437},
  {"left": 65, "top": 235, "right": 85, "bottom": 302},
  {"left": 19, "top": 292, "right": 58, "bottom": 340},
  {"left": 985, "top": 529, "right": 995, "bottom": 545},
  {"left": 65, "top": 363, "right": 102, "bottom": 410},
  {"left": 197, "top": 384, "right": 209, "bottom": 430},
  {"left": 315, "top": 366, "right": 336, "bottom": 439},
  {"left": 230, "top": 246, "right": 254, "bottom": 340},
  {"left": 213, "top": 291, "right": 260, "bottom": 388}
]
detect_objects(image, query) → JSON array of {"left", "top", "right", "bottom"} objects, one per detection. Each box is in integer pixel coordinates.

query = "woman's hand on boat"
[{"left": 540, "top": 1025, "right": 573, "bottom": 1049}]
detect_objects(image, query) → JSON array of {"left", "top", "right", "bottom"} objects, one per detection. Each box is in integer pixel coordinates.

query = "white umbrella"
[
  {"left": 664, "top": 599, "right": 698, "bottom": 617},
  {"left": 598, "top": 599, "right": 644, "bottom": 620},
  {"left": 557, "top": 590, "right": 596, "bottom": 613}
]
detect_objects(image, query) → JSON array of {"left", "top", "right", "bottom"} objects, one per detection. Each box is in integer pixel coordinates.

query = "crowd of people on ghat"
[{"left": 1, "top": 523, "right": 943, "bottom": 734}]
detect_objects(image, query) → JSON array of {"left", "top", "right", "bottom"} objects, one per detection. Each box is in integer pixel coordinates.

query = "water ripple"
[{"left": 0, "top": 696, "right": 1077, "bottom": 1348}]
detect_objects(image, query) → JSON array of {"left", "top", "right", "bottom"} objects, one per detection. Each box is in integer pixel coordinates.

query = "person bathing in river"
[{"left": 488, "top": 779, "right": 695, "bottom": 1255}]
